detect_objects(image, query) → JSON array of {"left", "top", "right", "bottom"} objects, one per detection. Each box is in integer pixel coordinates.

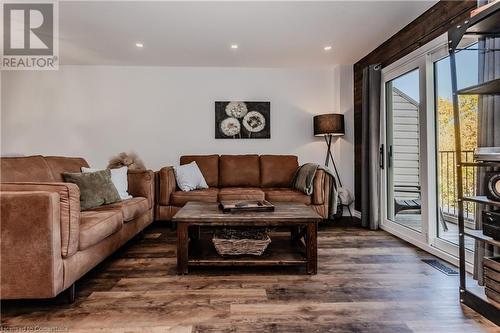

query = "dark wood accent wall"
[{"left": 353, "top": 1, "right": 476, "bottom": 211}]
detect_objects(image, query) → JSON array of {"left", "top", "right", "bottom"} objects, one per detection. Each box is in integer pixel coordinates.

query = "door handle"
[
  {"left": 387, "top": 145, "right": 392, "bottom": 168},
  {"left": 387, "top": 145, "right": 393, "bottom": 168},
  {"left": 379, "top": 144, "right": 384, "bottom": 169}
]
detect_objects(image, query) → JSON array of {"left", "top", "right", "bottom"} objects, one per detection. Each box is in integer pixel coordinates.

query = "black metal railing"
[{"left": 438, "top": 150, "right": 476, "bottom": 221}]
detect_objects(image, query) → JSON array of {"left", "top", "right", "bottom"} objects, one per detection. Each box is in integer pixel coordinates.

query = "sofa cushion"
[
  {"left": 0, "top": 156, "right": 54, "bottom": 182},
  {"left": 45, "top": 156, "right": 89, "bottom": 182},
  {"left": 171, "top": 188, "right": 219, "bottom": 207},
  {"left": 63, "top": 169, "right": 121, "bottom": 211},
  {"left": 93, "top": 197, "right": 149, "bottom": 222},
  {"left": 263, "top": 188, "right": 311, "bottom": 205},
  {"left": 180, "top": 155, "right": 219, "bottom": 187},
  {"left": 79, "top": 210, "right": 123, "bottom": 251},
  {"left": 219, "top": 187, "right": 265, "bottom": 201},
  {"left": 260, "top": 155, "right": 298, "bottom": 187},
  {"left": 219, "top": 155, "right": 260, "bottom": 187}
]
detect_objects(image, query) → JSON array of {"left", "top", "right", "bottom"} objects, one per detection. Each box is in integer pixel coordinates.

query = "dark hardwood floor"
[{"left": 1, "top": 220, "right": 499, "bottom": 333}]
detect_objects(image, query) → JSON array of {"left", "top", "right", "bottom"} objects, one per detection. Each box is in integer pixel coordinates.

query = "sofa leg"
[{"left": 66, "top": 283, "right": 76, "bottom": 304}]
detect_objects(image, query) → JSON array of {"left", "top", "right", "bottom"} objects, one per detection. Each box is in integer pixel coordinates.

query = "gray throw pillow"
[{"left": 63, "top": 169, "right": 121, "bottom": 211}]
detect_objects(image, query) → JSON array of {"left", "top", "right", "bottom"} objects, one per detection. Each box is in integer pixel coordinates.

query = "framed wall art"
[{"left": 215, "top": 101, "right": 270, "bottom": 139}]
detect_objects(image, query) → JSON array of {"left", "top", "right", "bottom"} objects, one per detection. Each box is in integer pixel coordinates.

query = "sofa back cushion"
[
  {"left": 219, "top": 154, "right": 260, "bottom": 187},
  {"left": 180, "top": 155, "right": 219, "bottom": 187},
  {"left": 45, "top": 156, "right": 90, "bottom": 182},
  {"left": 260, "top": 155, "right": 298, "bottom": 187},
  {"left": 0, "top": 155, "right": 55, "bottom": 182}
]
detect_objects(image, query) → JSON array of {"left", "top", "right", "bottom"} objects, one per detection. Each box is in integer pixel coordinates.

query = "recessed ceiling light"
[
  {"left": 135, "top": 42, "right": 144, "bottom": 48},
  {"left": 230, "top": 44, "right": 239, "bottom": 49},
  {"left": 324, "top": 46, "right": 332, "bottom": 51}
]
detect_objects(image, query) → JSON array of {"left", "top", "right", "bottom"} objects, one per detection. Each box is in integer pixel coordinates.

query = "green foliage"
[
  {"left": 437, "top": 95, "right": 478, "bottom": 151},
  {"left": 437, "top": 96, "right": 477, "bottom": 217}
]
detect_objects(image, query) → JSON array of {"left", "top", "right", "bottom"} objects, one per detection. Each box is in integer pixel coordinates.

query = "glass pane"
[
  {"left": 386, "top": 68, "right": 422, "bottom": 232},
  {"left": 434, "top": 45, "right": 478, "bottom": 251}
]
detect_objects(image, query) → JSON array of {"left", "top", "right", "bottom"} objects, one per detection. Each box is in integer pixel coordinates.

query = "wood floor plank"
[
  {"left": 70, "top": 326, "right": 192, "bottom": 333},
  {"left": 193, "top": 321, "right": 414, "bottom": 333},
  {"left": 1, "top": 222, "right": 498, "bottom": 333}
]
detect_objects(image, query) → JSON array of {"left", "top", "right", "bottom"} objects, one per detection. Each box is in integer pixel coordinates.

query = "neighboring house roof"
[{"left": 393, "top": 87, "right": 419, "bottom": 107}]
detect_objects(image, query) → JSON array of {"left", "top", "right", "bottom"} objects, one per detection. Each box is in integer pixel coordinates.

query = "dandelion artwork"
[
  {"left": 225, "top": 102, "right": 248, "bottom": 118},
  {"left": 220, "top": 117, "right": 241, "bottom": 137},
  {"left": 215, "top": 101, "right": 270, "bottom": 139}
]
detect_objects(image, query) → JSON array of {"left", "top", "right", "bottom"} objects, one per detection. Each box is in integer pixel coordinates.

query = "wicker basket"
[{"left": 212, "top": 229, "right": 271, "bottom": 256}]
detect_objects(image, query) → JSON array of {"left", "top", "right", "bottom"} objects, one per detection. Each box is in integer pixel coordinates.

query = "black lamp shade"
[{"left": 313, "top": 114, "right": 345, "bottom": 136}]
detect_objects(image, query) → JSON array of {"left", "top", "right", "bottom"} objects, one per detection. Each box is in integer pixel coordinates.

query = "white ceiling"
[{"left": 59, "top": 1, "right": 437, "bottom": 67}]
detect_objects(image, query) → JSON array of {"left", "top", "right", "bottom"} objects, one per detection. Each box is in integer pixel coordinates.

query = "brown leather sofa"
[
  {"left": 155, "top": 154, "right": 331, "bottom": 220},
  {"left": 0, "top": 155, "right": 154, "bottom": 301}
]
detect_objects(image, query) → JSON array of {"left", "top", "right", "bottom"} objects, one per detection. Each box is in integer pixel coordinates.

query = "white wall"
[
  {"left": 1, "top": 65, "right": 355, "bottom": 203},
  {"left": 332, "top": 64, "right": 355, "bottom": 214}
]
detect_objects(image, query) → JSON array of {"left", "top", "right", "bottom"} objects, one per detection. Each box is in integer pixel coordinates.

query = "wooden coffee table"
[{"left": 172, "top": 202, "right": 322, "bottom": 275}]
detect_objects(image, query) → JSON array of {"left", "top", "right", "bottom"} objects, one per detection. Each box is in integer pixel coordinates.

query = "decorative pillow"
[
  {"left": 63, "top": 169, "right": 121, "bottom": 210},
  {"left": 174, "top": 161, "right": 209, "bottom": 192},
  {"left": 81, "top": 166, "right": 132, "bottom": 200}
]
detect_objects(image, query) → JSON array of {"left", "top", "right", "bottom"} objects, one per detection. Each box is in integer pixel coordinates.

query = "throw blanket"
[{"left": 291, "top": 163, "right": 339, "bottom": 219}]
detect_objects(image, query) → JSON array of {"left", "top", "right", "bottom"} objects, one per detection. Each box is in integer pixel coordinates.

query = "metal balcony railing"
[{"left": 438, "top": 150, "right": 476, "bottom": 222}]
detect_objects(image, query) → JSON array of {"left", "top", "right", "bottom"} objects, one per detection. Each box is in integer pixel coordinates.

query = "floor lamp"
[{"left": 313, "top": 113, "right": 353, "bottom": 219}]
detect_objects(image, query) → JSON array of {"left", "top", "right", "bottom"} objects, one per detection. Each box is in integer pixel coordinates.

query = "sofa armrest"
[
  {"left": 312, "top": 170, "right": 330, "bottom": 205},
  {"left": 128, "top": 170, "right": 154, "bottom": 209},
  {"left": 1, "top": 182, "right": 80, "bottom": 258},
  {"left": 0, "top": 191, "right": 64, "bottom": 299},
  {"left": 157, "top": 166, "right": 176, "bottom": 206}
]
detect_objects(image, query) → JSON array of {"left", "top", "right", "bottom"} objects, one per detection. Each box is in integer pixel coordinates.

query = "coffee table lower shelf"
[{"left": 187, "top": 235, "right": 307, "bottom": 268}]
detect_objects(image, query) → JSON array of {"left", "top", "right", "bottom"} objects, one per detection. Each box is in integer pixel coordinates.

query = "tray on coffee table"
[{"left": 219, "top": 200, "right": 274, "bottom": 213}]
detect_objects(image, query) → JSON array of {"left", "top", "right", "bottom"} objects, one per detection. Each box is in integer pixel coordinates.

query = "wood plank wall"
[{"left": 353, "top": 1, "right": 477, "bottom": 211}]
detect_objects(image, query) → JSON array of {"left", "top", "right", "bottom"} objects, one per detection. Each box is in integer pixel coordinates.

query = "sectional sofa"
[
  {"left": 0, "top": 155, "right": 154, "bottom": 301},
  {"left": 0, "top": 153, "right": 329, "bottom": 302}
]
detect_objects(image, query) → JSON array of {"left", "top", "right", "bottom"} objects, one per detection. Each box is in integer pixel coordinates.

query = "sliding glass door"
[
  {"left": 380, "top": 34, "right": 478, "bottom": 266},
  {"left": 432, "top": 43, "right": 478, "bottom": 259},
  {"left": 381, "top": 54, "right": 429, "bottom": 245}
]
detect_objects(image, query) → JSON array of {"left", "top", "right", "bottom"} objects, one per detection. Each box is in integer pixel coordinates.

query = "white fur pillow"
[
  {"left": 82, "top": 166, "right": 132, "bottom": 200},
  {"left": 174, "top": 161, "right": 208, "bottom": 192}
]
